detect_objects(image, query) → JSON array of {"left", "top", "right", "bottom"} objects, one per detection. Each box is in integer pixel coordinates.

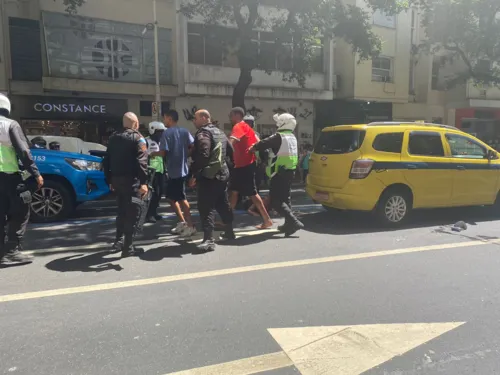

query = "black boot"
[
  {"left": 121, "top": 245, "right": 144, "bottom": 258},
  {"left": 1, "top": 243, "right": 33, "bottom": 266},
  {"left": 284, "top": 220, "right": 305, "bottom": 237},
  {"left": 219, "top": 224, "right": 236, "bottom": 241},
  {"left": 121, "top": 235, "right": 144, "bottom": 258}
]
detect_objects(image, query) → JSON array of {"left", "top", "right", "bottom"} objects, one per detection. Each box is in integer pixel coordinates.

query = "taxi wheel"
[{"left": 376, "top": 188, "right": 412, "bottom": 226}]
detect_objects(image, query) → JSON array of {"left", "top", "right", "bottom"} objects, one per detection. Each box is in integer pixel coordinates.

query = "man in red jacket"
[{"left": 228, "top": 107, "right": 272, "bottom": 229}]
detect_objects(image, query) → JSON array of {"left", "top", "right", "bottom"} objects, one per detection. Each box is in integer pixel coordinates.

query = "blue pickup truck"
[{"left": 30, "top": 149, "right": 110, "bottom": 223}]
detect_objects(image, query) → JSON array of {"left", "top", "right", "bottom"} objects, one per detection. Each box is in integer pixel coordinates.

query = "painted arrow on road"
[{"left": 168, "top": 322, "right": 465, "bottom": 374}]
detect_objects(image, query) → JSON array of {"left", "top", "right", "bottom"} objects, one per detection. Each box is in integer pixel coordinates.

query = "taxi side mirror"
[{"left": 487, "top": 149, "right": 498, "bottom": 160}]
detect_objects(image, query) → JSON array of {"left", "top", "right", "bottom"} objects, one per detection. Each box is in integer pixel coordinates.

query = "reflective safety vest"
[
  {"left": 0, "top": 117, "right": 19, "bottom": 173},
  {"left": 266, "top": 130, "right": 298, "bottom": 178},
  {"left": 146, "top": 137, "right": 164, "bottom": 174}
]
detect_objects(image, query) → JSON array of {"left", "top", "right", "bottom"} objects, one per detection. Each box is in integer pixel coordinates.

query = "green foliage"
[
  {"left": 181, "top": 0, "right": 381, "bottom": 89},
  {"left": 368, "top": 0, "right": 500, "bottom": 87},
  {"left": 56, "top": 0, "right": 86, "bottom": 15}
]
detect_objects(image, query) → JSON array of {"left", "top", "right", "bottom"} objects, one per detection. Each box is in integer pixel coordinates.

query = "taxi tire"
[{"left": 376, "top": 188, "right": 412, "bottom": 227}]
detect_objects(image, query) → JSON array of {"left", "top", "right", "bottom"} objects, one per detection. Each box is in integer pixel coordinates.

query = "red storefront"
[{"left": 455, "top": 108, "right": 500, "bottom": 150}]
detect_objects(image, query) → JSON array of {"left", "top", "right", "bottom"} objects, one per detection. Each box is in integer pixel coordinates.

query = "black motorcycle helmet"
[
  {"left": 49, "top": 141, "right": 61, "bottom": 151},
  {"left": 31, "top": 136, "right": 47, "bottom": 149}
]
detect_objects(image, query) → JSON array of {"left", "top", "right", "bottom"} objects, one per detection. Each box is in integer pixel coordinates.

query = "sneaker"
[
  {"left": 110, "top": 240, "right": 124, "bottom": 253},
  {"left": 180, "top": 225, "right": 197, "bottom": 238},
  {"left": 219, "top": 231, "right": 236, "bottom": 241},
  {"left": 1, "top": 250, "right": 34, "bottom": 266},
  {"left": 154, "top": 214, "right": 163, "bottom": 221},
  {"left": 171, "top": 222, "right": 187, "bottom": 234},
  {"left": 196, "top": 240, "right": 216, "bottom": 253},
  {"left": 146, "top": 216, "right": 157, "bottom": 224},
  {"left": 121, "top": 246, "right": 145, "bottom": 258}
]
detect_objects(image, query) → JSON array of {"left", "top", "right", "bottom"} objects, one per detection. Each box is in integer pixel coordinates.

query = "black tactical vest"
[{"left": 197, "top": 124, "right": 229, "bottom": 180}]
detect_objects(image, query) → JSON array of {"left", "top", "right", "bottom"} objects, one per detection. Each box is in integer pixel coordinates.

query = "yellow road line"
[
  {"left": 0, "top": 239, "right": 495, "bottom": 303},
  {"left": 166, "top": 352, "right": 293, "bottom": 375}
]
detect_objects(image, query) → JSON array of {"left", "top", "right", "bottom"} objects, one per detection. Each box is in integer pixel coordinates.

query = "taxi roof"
[{"left": 322, "top": 122, "right": 462, "bottom": 134}]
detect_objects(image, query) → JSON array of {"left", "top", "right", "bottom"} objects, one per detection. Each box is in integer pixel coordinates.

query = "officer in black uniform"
[
  {"left": 103, "top": 112, "right": 149, "bottom": 258},
  {"left": 189, "top": 109, "right": 235, "bottom": 253},
  {"left": 0, "top": 94, "right": 44, "bottom": 266}
]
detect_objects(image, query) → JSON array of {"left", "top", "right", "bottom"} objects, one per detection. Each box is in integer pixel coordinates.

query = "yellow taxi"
[{"left": 306, "top": 122, "right": 500, "bottom": 225}]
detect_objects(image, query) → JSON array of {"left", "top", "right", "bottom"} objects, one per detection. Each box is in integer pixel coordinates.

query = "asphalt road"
[{"left": 2, "top": 191, "right": 500, "bottom": 374}]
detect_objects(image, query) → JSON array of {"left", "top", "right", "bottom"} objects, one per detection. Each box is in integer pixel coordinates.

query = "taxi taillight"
[{"left": 349, "top": 159, "right": 374, "bottom": 179}]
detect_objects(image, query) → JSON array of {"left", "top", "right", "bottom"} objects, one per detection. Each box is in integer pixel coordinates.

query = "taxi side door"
[
  {"left": 401, "top": 130, "right": 454, "bottom": 208},
  {"left": 443, "top": 133, "right": 500, "bottom": 206}
]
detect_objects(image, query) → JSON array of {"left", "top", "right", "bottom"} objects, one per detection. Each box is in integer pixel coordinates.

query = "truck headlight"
[{"left": 65, "top": 158, "right": 102, "bottom": 171}]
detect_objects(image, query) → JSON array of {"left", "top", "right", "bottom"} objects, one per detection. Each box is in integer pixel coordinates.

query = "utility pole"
[{"left": 153, "top": 0, "right": 161, "bottom": 121}]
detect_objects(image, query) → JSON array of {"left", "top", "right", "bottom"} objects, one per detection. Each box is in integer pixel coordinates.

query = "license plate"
[{"left": 314, "top": 192, "right": 329, "bottom": 201}]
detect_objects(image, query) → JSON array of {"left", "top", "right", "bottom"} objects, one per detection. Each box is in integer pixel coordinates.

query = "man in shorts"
[
  {"left": 228, "top": 107, "right": 272, "bottom": 229},
  {"left": 156, "top": 109, "right": 196, "bottom": 237}
]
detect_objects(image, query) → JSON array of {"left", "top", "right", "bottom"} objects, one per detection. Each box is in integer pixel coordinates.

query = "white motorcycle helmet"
[
  {"left": 273, "top": 113, "right": 297, "bottom": 132},
  {"left": 0, "top": 93, "right": 11, "bottom": 115},
  {"left": 148, "top": 121, "right": 166, "bottom": 135}
]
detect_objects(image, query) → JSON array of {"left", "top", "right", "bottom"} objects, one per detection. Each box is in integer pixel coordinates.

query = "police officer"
[
  {"left": 31, "top": 136, "right": 47, "bottom": 149},
  {"left": 249, "top": 113, "right": 304, "bottom": 237},
  {"left": 0, "top": 94, "right": 43, "bottom": 266},
  {"left": 103, "top": 112, "right": 149, "bottom": 257},
  {"left": 145, "top": 121, "right": 166, "bottom": 223},
  {"left": 189, "top": 109, "right": 235, "bottom": 252},
  {"left": 49, "top": 141, "right": 61, "bottom": 151}
]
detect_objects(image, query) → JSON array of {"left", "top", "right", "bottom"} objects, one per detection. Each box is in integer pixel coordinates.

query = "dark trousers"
[
  {"left": 147, "top": 172, "right": 164, "bottom": 217},
  {"left": 112, "top": 176, "right": 144, "bottom": 248},
  {"left": 197, "top": 178, "right": 233, "bottom": 241},
  {"left": 0, "top": 173, "right": 30, "bottom": 256},
  {"left": 269, "top": 170, "right": 298, "bottom": 226},
  {"left": 302, "top": 169, "right": 309, "bottom": 183}
]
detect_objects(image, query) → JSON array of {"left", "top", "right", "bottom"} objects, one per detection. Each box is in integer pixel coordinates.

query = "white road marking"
[
  {"left": 166, "top": 322, "right": 464, "bottom": 374},
  {"left": 166, "top": 352, "right": 293, "bottom": 375},
  {"left": 0, "top": 239, "right": 495, "bottom": 303},
  {"left": 269, "top": 322, "right": 465, "bottom": 374}
]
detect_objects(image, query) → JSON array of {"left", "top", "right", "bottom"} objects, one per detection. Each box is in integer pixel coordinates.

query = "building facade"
[
  {"left": 2, "top": 0, "right": 497, "bottom": 148},
  {"left": 0, "top": 0, "right": 336, "bottom": 149}
]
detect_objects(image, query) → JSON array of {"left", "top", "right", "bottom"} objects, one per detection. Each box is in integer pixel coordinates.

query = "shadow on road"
[
  {"left": 300, "top": 207, "right": 500, "bottom": 237},
  {"left": 45, "top": 251, "right": 124, "bottom": 273}
]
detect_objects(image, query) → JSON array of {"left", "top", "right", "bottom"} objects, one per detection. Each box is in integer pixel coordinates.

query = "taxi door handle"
[{"left": 457, "top": 165, "right": 466, "bottom": 170}]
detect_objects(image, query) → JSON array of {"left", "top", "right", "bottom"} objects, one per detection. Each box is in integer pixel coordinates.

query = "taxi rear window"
[{"left": 314, "top": 130, "right": 366, "bottom": 154}]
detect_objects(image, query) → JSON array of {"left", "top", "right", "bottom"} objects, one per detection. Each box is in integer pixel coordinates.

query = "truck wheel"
[
  {"left": 376, "top": 187, "right": 412, "bottom": 226},
  {"left": 30, "top": 180, "right": 74, "bottom": 223}
]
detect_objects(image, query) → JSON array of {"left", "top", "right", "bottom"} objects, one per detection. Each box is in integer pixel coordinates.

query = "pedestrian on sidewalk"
[
  {"left": 145, "top": 121, "right": 166, "bottom": 223},
  {"left": 189, "top": 109, "right": 235, "bottom": 252},
  {"left": 155, "top": 109, "right": 196, "bottom": 237},
  {"left": 300, "top": 144, "right": 312, "bottom": 184},
  {"left": 228, "top": 107, "right": 272, "bottom": 229},
  {"left": 249, "top": 113, "right": 304, "bottom": 237},
  {"left": 0, "top": 94, "right": 43, "bottom": 266},
  {"left": 102, "top": 112, "right": 148, "bottom": 258}
]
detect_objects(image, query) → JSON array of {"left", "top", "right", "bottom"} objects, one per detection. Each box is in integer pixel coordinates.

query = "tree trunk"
[{"left": 232, "top": 67, "right": 253, "bottom": 110}]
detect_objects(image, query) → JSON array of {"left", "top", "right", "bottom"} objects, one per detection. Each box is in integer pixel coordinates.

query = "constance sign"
[{"left": 34, "top": 103, "right": 107, "bottom": 114}]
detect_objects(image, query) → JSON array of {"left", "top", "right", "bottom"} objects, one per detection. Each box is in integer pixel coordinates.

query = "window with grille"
[{"left": 372, "top": 57, "right": 393, "bottom": 82}]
